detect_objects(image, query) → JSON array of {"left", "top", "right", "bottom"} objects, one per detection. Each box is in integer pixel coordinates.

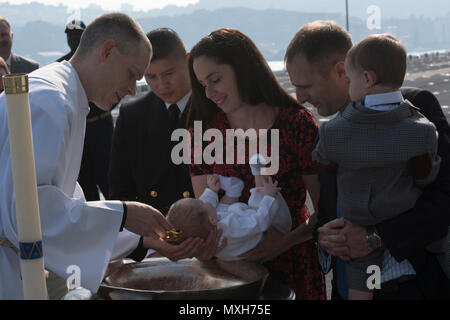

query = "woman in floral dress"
[{"left": 186, "top": 28, "right": 326, "bottom": 299}]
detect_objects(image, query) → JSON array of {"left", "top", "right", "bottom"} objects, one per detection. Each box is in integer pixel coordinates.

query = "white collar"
[
  {"left": 164, "top": 91, "right": 191, "bottom": 116},
  {"left": 31, "top": 60, "right": 89, "bottom": 112},
  {"left": 364, "top": 91, "right": 404, "bottom": 111}
]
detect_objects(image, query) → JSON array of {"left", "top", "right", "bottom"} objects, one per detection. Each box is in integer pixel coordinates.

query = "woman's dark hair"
[{"left": 187, "top": 28, "right": 302, "bottom": 124}]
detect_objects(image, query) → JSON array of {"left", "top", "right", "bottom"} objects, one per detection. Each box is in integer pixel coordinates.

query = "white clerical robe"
[{"left": 0, "top": 61, "right": 139, "bottom": 299}]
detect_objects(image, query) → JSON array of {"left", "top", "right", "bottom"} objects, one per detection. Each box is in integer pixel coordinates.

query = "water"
[
  {"left": 267, "top": 61, "right": 285, "bottom": 72},
  {"left": 267, "top": 48, "right": 450, "bottom": 71},
  {"left": 408, "top": 49, "right": 450, "bottom": 56}
]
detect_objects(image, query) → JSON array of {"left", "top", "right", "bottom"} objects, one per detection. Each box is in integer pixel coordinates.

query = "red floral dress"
[{"left": 189, "top": 106, "right": 326, "bottom": 300}]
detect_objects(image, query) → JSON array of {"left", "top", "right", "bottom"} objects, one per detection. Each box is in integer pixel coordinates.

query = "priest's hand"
[
  {"left": 143, "top": 236, "right": 204, "bottom": 262},
  {"left": 123, "top": 201, "right": 171, "bottom": 239}
]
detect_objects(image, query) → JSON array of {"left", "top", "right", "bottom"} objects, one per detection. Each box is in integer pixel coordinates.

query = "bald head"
[
  {"left": 70, "top": 13, "right": 152, "bottom": 110},
  {"left": 76, "top": 13, "right": 151, "bottom": 58}
]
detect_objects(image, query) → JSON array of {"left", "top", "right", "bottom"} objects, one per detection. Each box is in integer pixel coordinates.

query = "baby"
[{"left": 164, "top": 154, "right": 292, "bottom": 261}]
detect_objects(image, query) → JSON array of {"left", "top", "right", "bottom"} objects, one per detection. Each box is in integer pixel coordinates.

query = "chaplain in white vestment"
[{"left": 0, "top": 13, "right": 212, "bottom": 300}]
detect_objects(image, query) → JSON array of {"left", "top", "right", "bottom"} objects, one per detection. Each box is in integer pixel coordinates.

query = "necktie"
[{"left": 168, "top": 103, "right": 180, "bottom": 129}]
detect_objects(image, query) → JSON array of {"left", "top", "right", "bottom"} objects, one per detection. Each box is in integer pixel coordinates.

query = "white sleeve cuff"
[{"left": 199, "top": 188, "right": 219, "bottom": 207}]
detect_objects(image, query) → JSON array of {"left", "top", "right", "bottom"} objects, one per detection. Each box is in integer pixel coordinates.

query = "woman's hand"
[
  {"left": 240, "top": 215, "right": 317, "bottom": 263},
  {"left": 195, "top": 224, "right": 227, "bottom": 261},
  {"left": 239, "top": 227, "right": 287, "bottom": 263}
]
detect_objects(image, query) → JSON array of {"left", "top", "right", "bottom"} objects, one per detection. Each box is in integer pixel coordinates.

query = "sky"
[{"left": 0, "top": 0, "right": 200, "bottom": 11}]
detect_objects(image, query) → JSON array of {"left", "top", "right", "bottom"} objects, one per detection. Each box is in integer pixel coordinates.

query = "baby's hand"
[
  {"left": 207, "top": 175, "right": 221, "bottom": 193},
  {"left": 259, "top": 176, "right": 281, "bottom": 198}
]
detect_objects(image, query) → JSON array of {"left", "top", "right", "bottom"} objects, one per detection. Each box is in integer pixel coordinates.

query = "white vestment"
[
  {"left": 199, "top": 187, "right": 292, "bottom": 261},
  {"left": 0, "top": 61, "right": 139, "bottom": 299}
]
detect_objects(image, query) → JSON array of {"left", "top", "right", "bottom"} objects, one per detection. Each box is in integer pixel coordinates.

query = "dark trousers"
[
  {"left": 374, "top": 276, "right": 424, "bottom": 300},
  {"left": 78, "top": 114, "right": 113, "bottom": 201},
  {"left": 331, "top": 267, "right": 429, "bottom": 300}
]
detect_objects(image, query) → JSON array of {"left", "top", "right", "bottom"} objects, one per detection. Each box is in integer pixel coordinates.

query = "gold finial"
[{"left": 3, "top": 74, "right": 29, "bottom": 95}]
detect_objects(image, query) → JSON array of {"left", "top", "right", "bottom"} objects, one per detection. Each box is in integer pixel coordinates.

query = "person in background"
[
  {"left": 0, "top": 16, "right": 39, "bottom": 74},
  {"left": 57, "top": 19, "right": 86, "bottom": 63}
]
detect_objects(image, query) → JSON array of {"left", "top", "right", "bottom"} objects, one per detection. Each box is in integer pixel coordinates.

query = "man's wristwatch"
[{"left": 366, "top": 226, "right": 383, "bottom": 250}]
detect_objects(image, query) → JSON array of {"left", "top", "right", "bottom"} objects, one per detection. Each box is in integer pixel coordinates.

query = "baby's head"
[
  {"left": 344, "top": 33, "right": 406, "bottom": 102},
  {"left": 165, "top": 198, "right": 214, "bottom": 244}
]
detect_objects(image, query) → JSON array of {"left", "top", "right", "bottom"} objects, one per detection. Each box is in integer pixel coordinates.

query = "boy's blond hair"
[{"left": 346, "top": 34, "right": 406, "bottom": 88}]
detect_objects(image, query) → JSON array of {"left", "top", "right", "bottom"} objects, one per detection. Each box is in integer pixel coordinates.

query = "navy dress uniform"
[
  {"left": 78, "top": 102, "right": 114, "bottom": 201},
  {"left": 108, "top": 91, "right": 194, "bottom": 215}
]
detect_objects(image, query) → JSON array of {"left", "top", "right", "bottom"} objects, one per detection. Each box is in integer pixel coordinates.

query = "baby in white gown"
[{"left": 165, "top": 154, "right": 291, "bottom": 261}]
